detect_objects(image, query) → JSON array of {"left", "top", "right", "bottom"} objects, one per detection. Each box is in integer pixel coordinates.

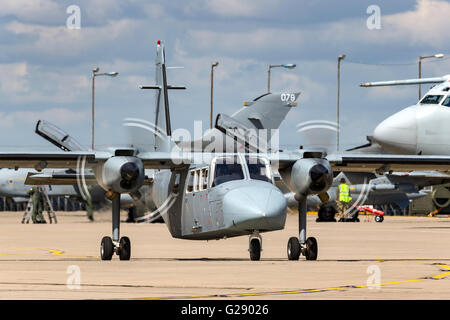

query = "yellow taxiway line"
[{"left": 132, "top": 261, "right": 450, "bottom": 300}]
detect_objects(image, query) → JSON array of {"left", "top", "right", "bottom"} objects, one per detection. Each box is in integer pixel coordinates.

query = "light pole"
[
  {"left": 337, "top": 54, "right": 346, "bottom": 152},
  {"left": 267, "top": 63, "right": 296, "bottom": 93},
  {"left": 91, "top": 68, "right": 118, "bottom": 150},
  {"left": 210, "top": 61, "right": 219, "bottom": 129},
  {"left": 418, "top": 53, "right": 444, "bottom": 100}
]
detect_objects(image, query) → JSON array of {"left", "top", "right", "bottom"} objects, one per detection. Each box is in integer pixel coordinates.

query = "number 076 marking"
[{"left": 281, "top": 93, "right": 295, "bottom": 103}]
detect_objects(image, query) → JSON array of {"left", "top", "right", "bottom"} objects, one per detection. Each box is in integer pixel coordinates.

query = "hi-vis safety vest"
[{"left": 338, "top": 184, "right": 352, "bottom": 203}]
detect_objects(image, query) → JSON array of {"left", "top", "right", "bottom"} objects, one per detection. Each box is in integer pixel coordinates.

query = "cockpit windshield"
[
  {"left": 212, "top": 156, "right": 244, "bottom": 187},
  {"left": 442, "top": 96, "right": 450, "bottom": 107},
  {"left": 246, "top": 157, "right": 272, "bottom": 183},
  {"left": 420, "top": 95, "right": 443, "bottom": 105}
]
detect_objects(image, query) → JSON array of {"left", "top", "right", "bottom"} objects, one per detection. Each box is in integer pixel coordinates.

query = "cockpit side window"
[
  {"left": 442, "top": 96, "right": 450, "bottom": 107},
  {"left": 212, "top": 156, "right": 244, "bottom": 187},
  {"left": 420, "top": 95, "right": 443, "bottom": 105},
  {"left": 186, "top": 170, "right": 195, "bottom": 193},
  {"left": 200, "top": 167, "right": 209, "bottom": 190},
  {"left": 246, "top": 157, "right": 272, "bottom": 183}
]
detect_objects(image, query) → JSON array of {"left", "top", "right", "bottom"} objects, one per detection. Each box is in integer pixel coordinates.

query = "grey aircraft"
[{"left": 3, "top": 41, "right": 450, "bottom": 262}]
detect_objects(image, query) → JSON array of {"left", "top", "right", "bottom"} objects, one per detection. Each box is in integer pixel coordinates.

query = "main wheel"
[
  {"left": 249, "top": 238, "right": 261, "bottom": 261},
  {"left": 304, "top": 237, "right": 318, "bottom": 260},
  {"left": 287, "top": 237, "right": 301, "bottom": 260},
  {"left": 100, "top": 236, "right": 114, "bottom": 260},
  {"left": 375, "top": 215, "right": 384, "bottom": 223},
  {"left": 119, "top": 236, "right": 131, "bottom": 260}
]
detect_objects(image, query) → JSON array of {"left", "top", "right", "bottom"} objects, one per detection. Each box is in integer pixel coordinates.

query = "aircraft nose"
[
  {"left": 222, "top": 184, "right": 287, "bottom": 230},
  {"left": 373, "top": 107, "right": 417, "bottom": 154}
]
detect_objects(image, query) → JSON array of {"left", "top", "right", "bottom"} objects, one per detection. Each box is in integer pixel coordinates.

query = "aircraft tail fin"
[
  {"left": 228, "top": 92, "right": 300, "bottom": 141},
  {"left": 129, "top": 41, "right": 184, "bottom": 153}
]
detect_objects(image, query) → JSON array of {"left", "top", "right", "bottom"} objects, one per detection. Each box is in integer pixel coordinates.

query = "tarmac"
[{"left": 0, "top": 210, "right": 450, "bottom": 300}]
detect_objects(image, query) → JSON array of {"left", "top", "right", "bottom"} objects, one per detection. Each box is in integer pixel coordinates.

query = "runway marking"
[
  {"left": 0, "top": 245, "right": 94, "bottom": 259},
  {"left": 132, "top": 262, "right": 450, "bottom": 300}
]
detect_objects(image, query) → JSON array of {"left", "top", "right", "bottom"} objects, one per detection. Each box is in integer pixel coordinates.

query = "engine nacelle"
[
  {"left": 281, "top": 158, "right": 333, "bottom": 199},
  {"left": 432, "top": 187, "right": 450, "bottom": 208},
  {"left": 95, "top": 156, "right": 145, "bottom": 194}
]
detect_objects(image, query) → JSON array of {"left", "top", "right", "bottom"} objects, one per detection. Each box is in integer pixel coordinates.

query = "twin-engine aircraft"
[{"left": 6, "top": 41, "right": 450, "bottom": 261}]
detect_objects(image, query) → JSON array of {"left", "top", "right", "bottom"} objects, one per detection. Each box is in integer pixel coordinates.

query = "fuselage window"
[
  {"left": 200, "top": 168, "right": 209, "bottom": 190},
  {"left": 212, "top": 157, "right": 244, "bottom": 187},
  {"left": 194, "top": 170, "right": 200, "bottom": 192},
  {"left": 420, "top": 95, "right": 443, "bottom": 105},
  {"left": 246, "top": 157, "right": 272, "bottom": 183},
  {"left": 186, "top": 170, "right": 195, "bottom": 193},
  {"left": 442, "top": 96, "right": 450, "bottom": 107}
]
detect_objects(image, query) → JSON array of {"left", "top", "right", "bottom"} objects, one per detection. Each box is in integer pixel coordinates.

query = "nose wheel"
[
  {"left": 100, "top": 194, "right": 132, "bottom": 261},
  {"left": 249, "top": 231, "right": 262, "bottom": 261}
]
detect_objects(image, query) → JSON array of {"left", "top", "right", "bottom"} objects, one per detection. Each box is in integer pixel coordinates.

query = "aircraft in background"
[
  {"left": 297, "top": 171, "right": 450, "bottom": 221},
  {"left": 361, "top": 74, "right": 450, "bottom": 155}
]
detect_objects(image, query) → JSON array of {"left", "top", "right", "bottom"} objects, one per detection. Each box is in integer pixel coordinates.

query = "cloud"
[
  {"left": 0, "top": 0, "right": 62, "bottom": 24},
  {"left": 203, "top": 0, "right": 276, "bottom": 18},
  {"left": 384, "top": 0, "right": 450, "bottom": 47},
  {"left": 0, "top": 63, "right": 29, "bottom": 94},
  {"left": 0, "top": 108, "right": 87, "bottom": 128}
]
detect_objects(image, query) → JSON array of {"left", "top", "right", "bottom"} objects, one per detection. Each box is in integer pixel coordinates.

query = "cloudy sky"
[{"left": 0, "top": 0, "right": 449, "bottom": 151}]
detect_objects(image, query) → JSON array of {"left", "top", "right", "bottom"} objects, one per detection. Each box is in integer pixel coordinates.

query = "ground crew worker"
[
  {"left": 28, "top": 186, "right": 46, "bottom": 224},
  {"left": 336, "top": 178, "right": 352, "bottom": 221}
]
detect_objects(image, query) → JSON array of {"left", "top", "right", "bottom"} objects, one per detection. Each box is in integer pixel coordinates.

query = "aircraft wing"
[
  {"left": 137, "top": 152, "right": 192, "bottom": 169},
  {"left": 0, "top": 151, "right": 110, "bottom": 169},
  {"left": 25, "top": 169, "right": 154, "bottom": 186},
  {"left": 327, "top": 153, "right": 450, "bottom": 173}
]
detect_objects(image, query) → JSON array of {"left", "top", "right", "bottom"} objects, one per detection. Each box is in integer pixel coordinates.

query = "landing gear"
[
  {"left": 100, "top": 194, "right": 131, "bottom": 261},
  {"left": 100, "top": 236, "right": 114, "bottom": 260},
  {"left": 304, "top": 237, "right": 318, "bottom": 260},
  {"left": 375, "top": 215, "right": 384, "bottom": 223},
  {"left": 287, "top": 199, "right": 319, "bottom": 261},
  {"left": 249, "top": 231, "right": 262, "bottom": 261},
  {"left": 287, "top": 236, "right": 318, "bottom": 260},
  {"left": 119, "top": 236, "right": 131, "bottom": 260},
  {"left": 287, "top": 237, "right": 300, "bottom": 260}
]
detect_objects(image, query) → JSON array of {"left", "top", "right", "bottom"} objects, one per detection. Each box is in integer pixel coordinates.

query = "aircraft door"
[
  {"left": 194, "top": 167, "right": 212, "bottom": 232},
  {"left": 183, "top": 169, "right": 200, "bottom": 234}
]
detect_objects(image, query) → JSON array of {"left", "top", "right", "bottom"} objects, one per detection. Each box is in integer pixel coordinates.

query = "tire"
[
  {"left": 119, "top": 236, "right": 131, "bottom": 260},
  {"left": 375, "top": 215, "right": 384, "bottom": 223},
  {"left": 317, "top": 202, "right": 337, "bottom": 222},
  {"left": 287, "top": 237, "right": 301, "bottom": 260},
  {"left": 101, "top": 236, "right": 114, "bottom": 260},
  {"left": 249, "top": 238, "right": 261, "bottom": 261},
  {"left": 305, "top": 237, "right": 318, "bottom": 260}
]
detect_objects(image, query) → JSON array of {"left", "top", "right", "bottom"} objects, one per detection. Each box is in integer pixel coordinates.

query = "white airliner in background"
[{"left": 361, "top": 74, "right": 450, "bottom": 155}]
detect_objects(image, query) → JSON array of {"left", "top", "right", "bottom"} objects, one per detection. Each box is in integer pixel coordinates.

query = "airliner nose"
[
  {"left": 222, "top": 184, "right": 287, "bottom": 231},
  {"left": 373, "top": 106, "right": 417, "bottom": 154}
]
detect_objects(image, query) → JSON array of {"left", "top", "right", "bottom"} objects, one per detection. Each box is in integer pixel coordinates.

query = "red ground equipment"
[{"left": 355, "top": 205, "right": 384, "bottom": 222}]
